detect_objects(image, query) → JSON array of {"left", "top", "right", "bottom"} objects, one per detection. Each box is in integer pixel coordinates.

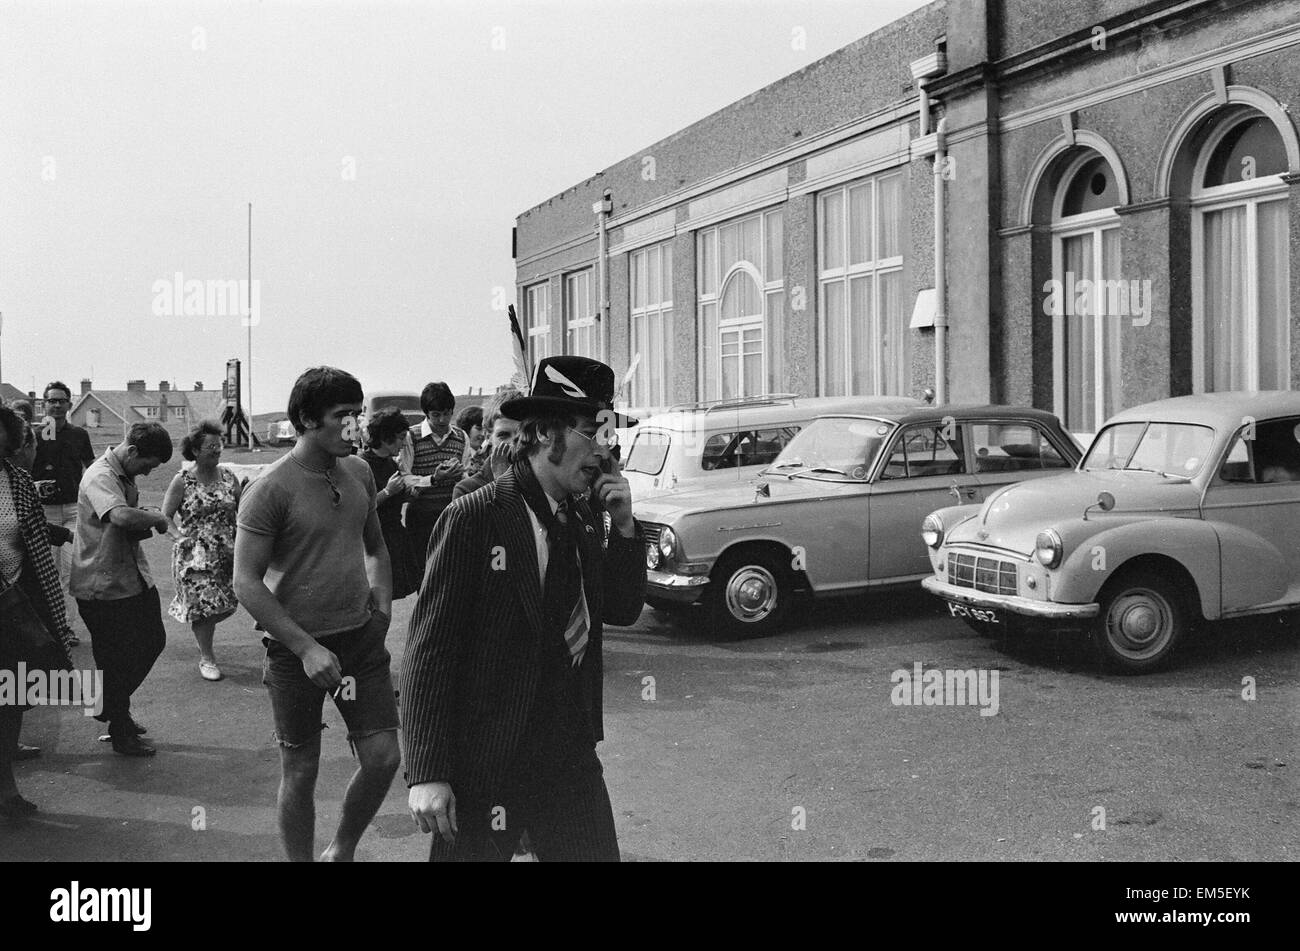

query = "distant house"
[
  {"left": 69, "top": 379, "right": 227, "bottom": 446},
  {"left": 0, "top": 382, "right": 31, "bottom": 406}
]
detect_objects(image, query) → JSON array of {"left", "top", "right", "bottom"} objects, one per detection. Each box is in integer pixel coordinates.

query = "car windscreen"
[
  {"left": 1082, "top": 422, "right": 1216, "bottom": 477},
  {"left": 623, "top": 430, "right": 670, "bottom": 475},
  {"left": 765, "top": 417, "right": 893, "bottom": 481}
]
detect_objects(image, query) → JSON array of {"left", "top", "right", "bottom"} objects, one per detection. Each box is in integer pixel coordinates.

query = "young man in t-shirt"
[{"left": 233, "top": 366, "right": 399, "bottom": 862}]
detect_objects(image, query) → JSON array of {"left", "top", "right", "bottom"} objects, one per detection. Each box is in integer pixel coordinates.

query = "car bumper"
[
  {"left": 921, "top": 577, "right": 1099, "bottom": 619},
  {"left": 646, "top": 570, "right": 709, "bottom": 604}
]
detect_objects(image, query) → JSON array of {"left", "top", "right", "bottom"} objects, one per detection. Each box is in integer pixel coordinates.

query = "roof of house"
[
  {"left": 71, "top": 387, "right": 226, "bottom": 428},
  {"left": 1, "top": 382, "right": 32, "bottom": 404}
]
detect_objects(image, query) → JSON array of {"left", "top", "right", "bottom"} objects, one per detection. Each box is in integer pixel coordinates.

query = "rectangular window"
[
  {"left": 701, "top": 426, "right": 800, "bottom": 471},
  {"left": 630, "top": 243, "right": 673, "bottom": 408},
  {"left": 818, "top": 171, "right": 906, "bottom": 397},
  {"left": 971, "top": 423, "right": 1071, "bottom": 473},
  {"left": 880, "top": 424, "right": 966, "bottom": 480},
  {"left": 525, "top": 282, "right": 552, "bottom": 371},
  {"left": 696, "top": 208, "right": 784, "bottom": 401},
  {"left": 564, "top": 269, "right": 599, "bottom": 360}
]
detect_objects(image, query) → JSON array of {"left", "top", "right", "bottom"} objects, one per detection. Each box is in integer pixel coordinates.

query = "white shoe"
[{"left": 199, "top": 661, "right": 223, "bottom": 682}]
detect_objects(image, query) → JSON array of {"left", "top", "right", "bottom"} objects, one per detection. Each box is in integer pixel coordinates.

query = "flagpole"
[{"left": 247, "top": 202, "right": 254, "bottom": 450}]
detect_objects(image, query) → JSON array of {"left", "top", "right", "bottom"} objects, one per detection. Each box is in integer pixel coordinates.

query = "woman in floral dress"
[{"left": 162, "top": 421, "right": 241, "bottom": 681}]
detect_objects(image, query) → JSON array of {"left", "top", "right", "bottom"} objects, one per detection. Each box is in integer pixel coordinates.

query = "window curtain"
[{"left": 1202, "top": 206, "right": 1247, "bottom": 391}]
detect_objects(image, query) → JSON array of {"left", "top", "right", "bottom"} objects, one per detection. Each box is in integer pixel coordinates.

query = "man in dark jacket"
[
  {"left": 401, "top": 356, "right": 646, "bottom": 862},
  {"left": 32, "top": 382, "right": 95, "bottom": 640}
]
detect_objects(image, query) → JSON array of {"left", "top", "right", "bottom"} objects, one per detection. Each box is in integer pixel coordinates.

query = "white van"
[{"left": 621, "top": 393, "right": 922, "bottom": 501}]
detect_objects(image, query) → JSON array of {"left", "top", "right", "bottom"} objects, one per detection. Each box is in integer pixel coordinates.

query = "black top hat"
[{"left": 500, "top": 356, "right": 638, "bottom": 428}]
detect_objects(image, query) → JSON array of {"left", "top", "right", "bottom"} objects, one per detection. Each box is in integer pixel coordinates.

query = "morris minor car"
[{"left": 922, "top": 392, "right": 1300, "bottom": 672}]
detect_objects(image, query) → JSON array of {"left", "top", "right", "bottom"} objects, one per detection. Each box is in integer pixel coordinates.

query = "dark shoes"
[
  {"left": 94, "top": 716, "right": 147, "bottom": 735},
  {"left": 110, "top": 736, "right": 156, "bottom": 757},
  {"left": 0, "top": 795, "right": 39, "bottom": 819},
  {"left": 14, "top": 743, "right": 41, "bottom": 760}
]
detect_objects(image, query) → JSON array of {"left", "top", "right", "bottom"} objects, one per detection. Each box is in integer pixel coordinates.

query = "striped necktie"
[{"left": 553, "top": 500, "right": 588, "bottom": 665}]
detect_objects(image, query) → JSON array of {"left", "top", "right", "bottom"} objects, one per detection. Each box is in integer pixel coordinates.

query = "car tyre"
[
  {"left": 705, "top": 549, "right": 792, "bottom": 638},
  {"left": 1090, "top": 570, "right": 1187, "bottom": 673}
]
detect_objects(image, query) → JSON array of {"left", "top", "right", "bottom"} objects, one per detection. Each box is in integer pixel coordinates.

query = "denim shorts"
[{"left": 262, "top": 613, "right": 399, "bottom": 749}]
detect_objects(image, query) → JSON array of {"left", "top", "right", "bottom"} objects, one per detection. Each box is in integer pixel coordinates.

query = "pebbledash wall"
[{"left": 513, "top": 0, "right": 1300, "bottom": 433}]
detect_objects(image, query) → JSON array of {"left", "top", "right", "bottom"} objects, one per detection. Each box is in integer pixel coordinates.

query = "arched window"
[
  {"left": 717, "top": 267, "right": 764, "bottom": 400},
  {"left": 1192, "top": 113, "right": 1290, "bottom": 391},
  {"left": 695, "top": 209, "right": 783, "bottom": 401},
  {"left": 1050, "top": 151, "right": 1123, "bottom": 434}
]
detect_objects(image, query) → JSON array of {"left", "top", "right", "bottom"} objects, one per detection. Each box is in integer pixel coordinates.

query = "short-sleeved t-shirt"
[
  {"left": 70, "top": 450, "right": 153, "bottom": 601},
  {"left": 237, "top": 451, "right": 377, "bottom": 638}
]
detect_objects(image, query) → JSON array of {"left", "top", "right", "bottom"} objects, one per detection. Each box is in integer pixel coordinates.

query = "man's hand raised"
[{"left": 410, "top": 782, "right": 458, "bottom": 843}]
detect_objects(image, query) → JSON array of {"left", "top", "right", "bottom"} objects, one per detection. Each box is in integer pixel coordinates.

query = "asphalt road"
[{"left": 3, "top": 520, "right": 1297, "bottom": 862}]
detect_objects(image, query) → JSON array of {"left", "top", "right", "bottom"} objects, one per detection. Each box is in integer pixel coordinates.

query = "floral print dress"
[{"left": 168, "top": 467, "right": 239, "bottom": 623}]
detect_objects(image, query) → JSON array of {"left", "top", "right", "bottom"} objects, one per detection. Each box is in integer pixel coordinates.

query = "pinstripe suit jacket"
[{"left": 399, "top": 465, "right": 646, "bottom": 798}]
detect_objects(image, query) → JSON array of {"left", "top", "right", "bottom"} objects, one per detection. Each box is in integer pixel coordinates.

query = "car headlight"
[
  {"left": 921, "top": 513, "right": 944, "bottom": 549},
  {"left": 658, "top": 527, "right": 678, "bottom": 561},
  {"left": 646, "top": 544, "right": 660, "bottom": 570},
  {"left": 1034, "top": 529, "right": 1063, "bottom": 568}
]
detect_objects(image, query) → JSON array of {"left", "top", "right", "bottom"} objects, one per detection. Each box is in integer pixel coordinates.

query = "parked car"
[
  {"left": 266, "top": 419, "right": 296, "bottom": 445},
  {"left": 623, "top": 393, "right": 921, "bottom": 501},
  {"left": 637, "top": 404, "right": 1081, "bottom": 635},
  {"left": 359, "top": 390, "right": 425, "bottom": 433},
  {"left": 921, "top": 391, "right": 1300, "bottom": 672}
]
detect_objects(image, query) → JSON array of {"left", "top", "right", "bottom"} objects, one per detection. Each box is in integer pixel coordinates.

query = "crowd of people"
[{"left": 0, "top": 357, "right": 646, "bottom": 862}]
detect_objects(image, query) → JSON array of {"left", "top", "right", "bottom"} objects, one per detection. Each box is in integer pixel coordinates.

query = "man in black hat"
[{"left": 401, "top": 356, "right": 646, "bottom": 861}]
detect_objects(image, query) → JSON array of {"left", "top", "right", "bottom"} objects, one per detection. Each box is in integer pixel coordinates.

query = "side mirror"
[{"left": 1084, "top": 490, "right": 1116, "bottom": 520}]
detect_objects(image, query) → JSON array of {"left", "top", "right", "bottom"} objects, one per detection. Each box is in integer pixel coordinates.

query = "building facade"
[
  {"left": 513, "top": 0, "right": 1299, "bottom": 433},
  {"left": 69, "top": 379, "right": 226, "bottom": 449}
]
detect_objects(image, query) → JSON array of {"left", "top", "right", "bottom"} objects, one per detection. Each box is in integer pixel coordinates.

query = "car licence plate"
[{"left": 947, "top": 602, "right": 1000, "bottom": 625}]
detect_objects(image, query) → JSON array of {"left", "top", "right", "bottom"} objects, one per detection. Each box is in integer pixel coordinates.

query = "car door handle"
[{"left": 950, "top": 482, "right": 979, "bottom": 502}]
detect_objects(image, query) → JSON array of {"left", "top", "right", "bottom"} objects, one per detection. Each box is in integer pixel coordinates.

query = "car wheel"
[
  {"left": 1090, "top": 571, "right": 1186, "bottom": 673},
  {"left": 706, "top": 549, "right": 792, "bottom": 638}
]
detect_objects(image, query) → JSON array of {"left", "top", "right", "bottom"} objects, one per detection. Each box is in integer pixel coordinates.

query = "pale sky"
[{"left": 1, "top": 0, "right": 929, "bottom": 415}]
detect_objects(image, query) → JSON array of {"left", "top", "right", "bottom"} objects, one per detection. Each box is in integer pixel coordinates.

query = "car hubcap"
[
  {"left": 1106, "top": 588, "right": 1173, "bottom": 658},
  {"left": 724, "top": 566, "right": 778, "bottom": 623}
]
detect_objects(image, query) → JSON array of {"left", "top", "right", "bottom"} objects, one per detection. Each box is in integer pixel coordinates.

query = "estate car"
[{"left": 621, "top": 394, "right": 920, "bottom": 501}]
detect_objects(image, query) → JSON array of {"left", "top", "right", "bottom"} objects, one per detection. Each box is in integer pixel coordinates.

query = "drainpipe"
[
  {"left": 933, "top": 117, "right": 948, "bottom": 406},
  {"left": 592, "top": 190, "right": 613, "bottom": 359},
  {"left": 910, "top": 48, "right": 948, "bottom": 405}
]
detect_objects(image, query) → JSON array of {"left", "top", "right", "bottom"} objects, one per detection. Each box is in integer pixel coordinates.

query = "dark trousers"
[
  {"left": 431, "top": 650, "right": 618, "bottom": 863},
  {"left": 77, "top": 586, "right": 166, "bottom": 738},
  {"left": 429, "top": 753, "right": 619, "bottom": 863},
  {"left": 405, "top": 504, "right": 447, "bottom": 575}
]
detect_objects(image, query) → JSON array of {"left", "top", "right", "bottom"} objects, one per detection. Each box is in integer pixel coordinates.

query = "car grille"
[
  {"left": 948, "top": 553, "right": 1017, "bottom": 596},
  {"left": 642, "top": 524, "right": 662, "bottom": 549}
]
